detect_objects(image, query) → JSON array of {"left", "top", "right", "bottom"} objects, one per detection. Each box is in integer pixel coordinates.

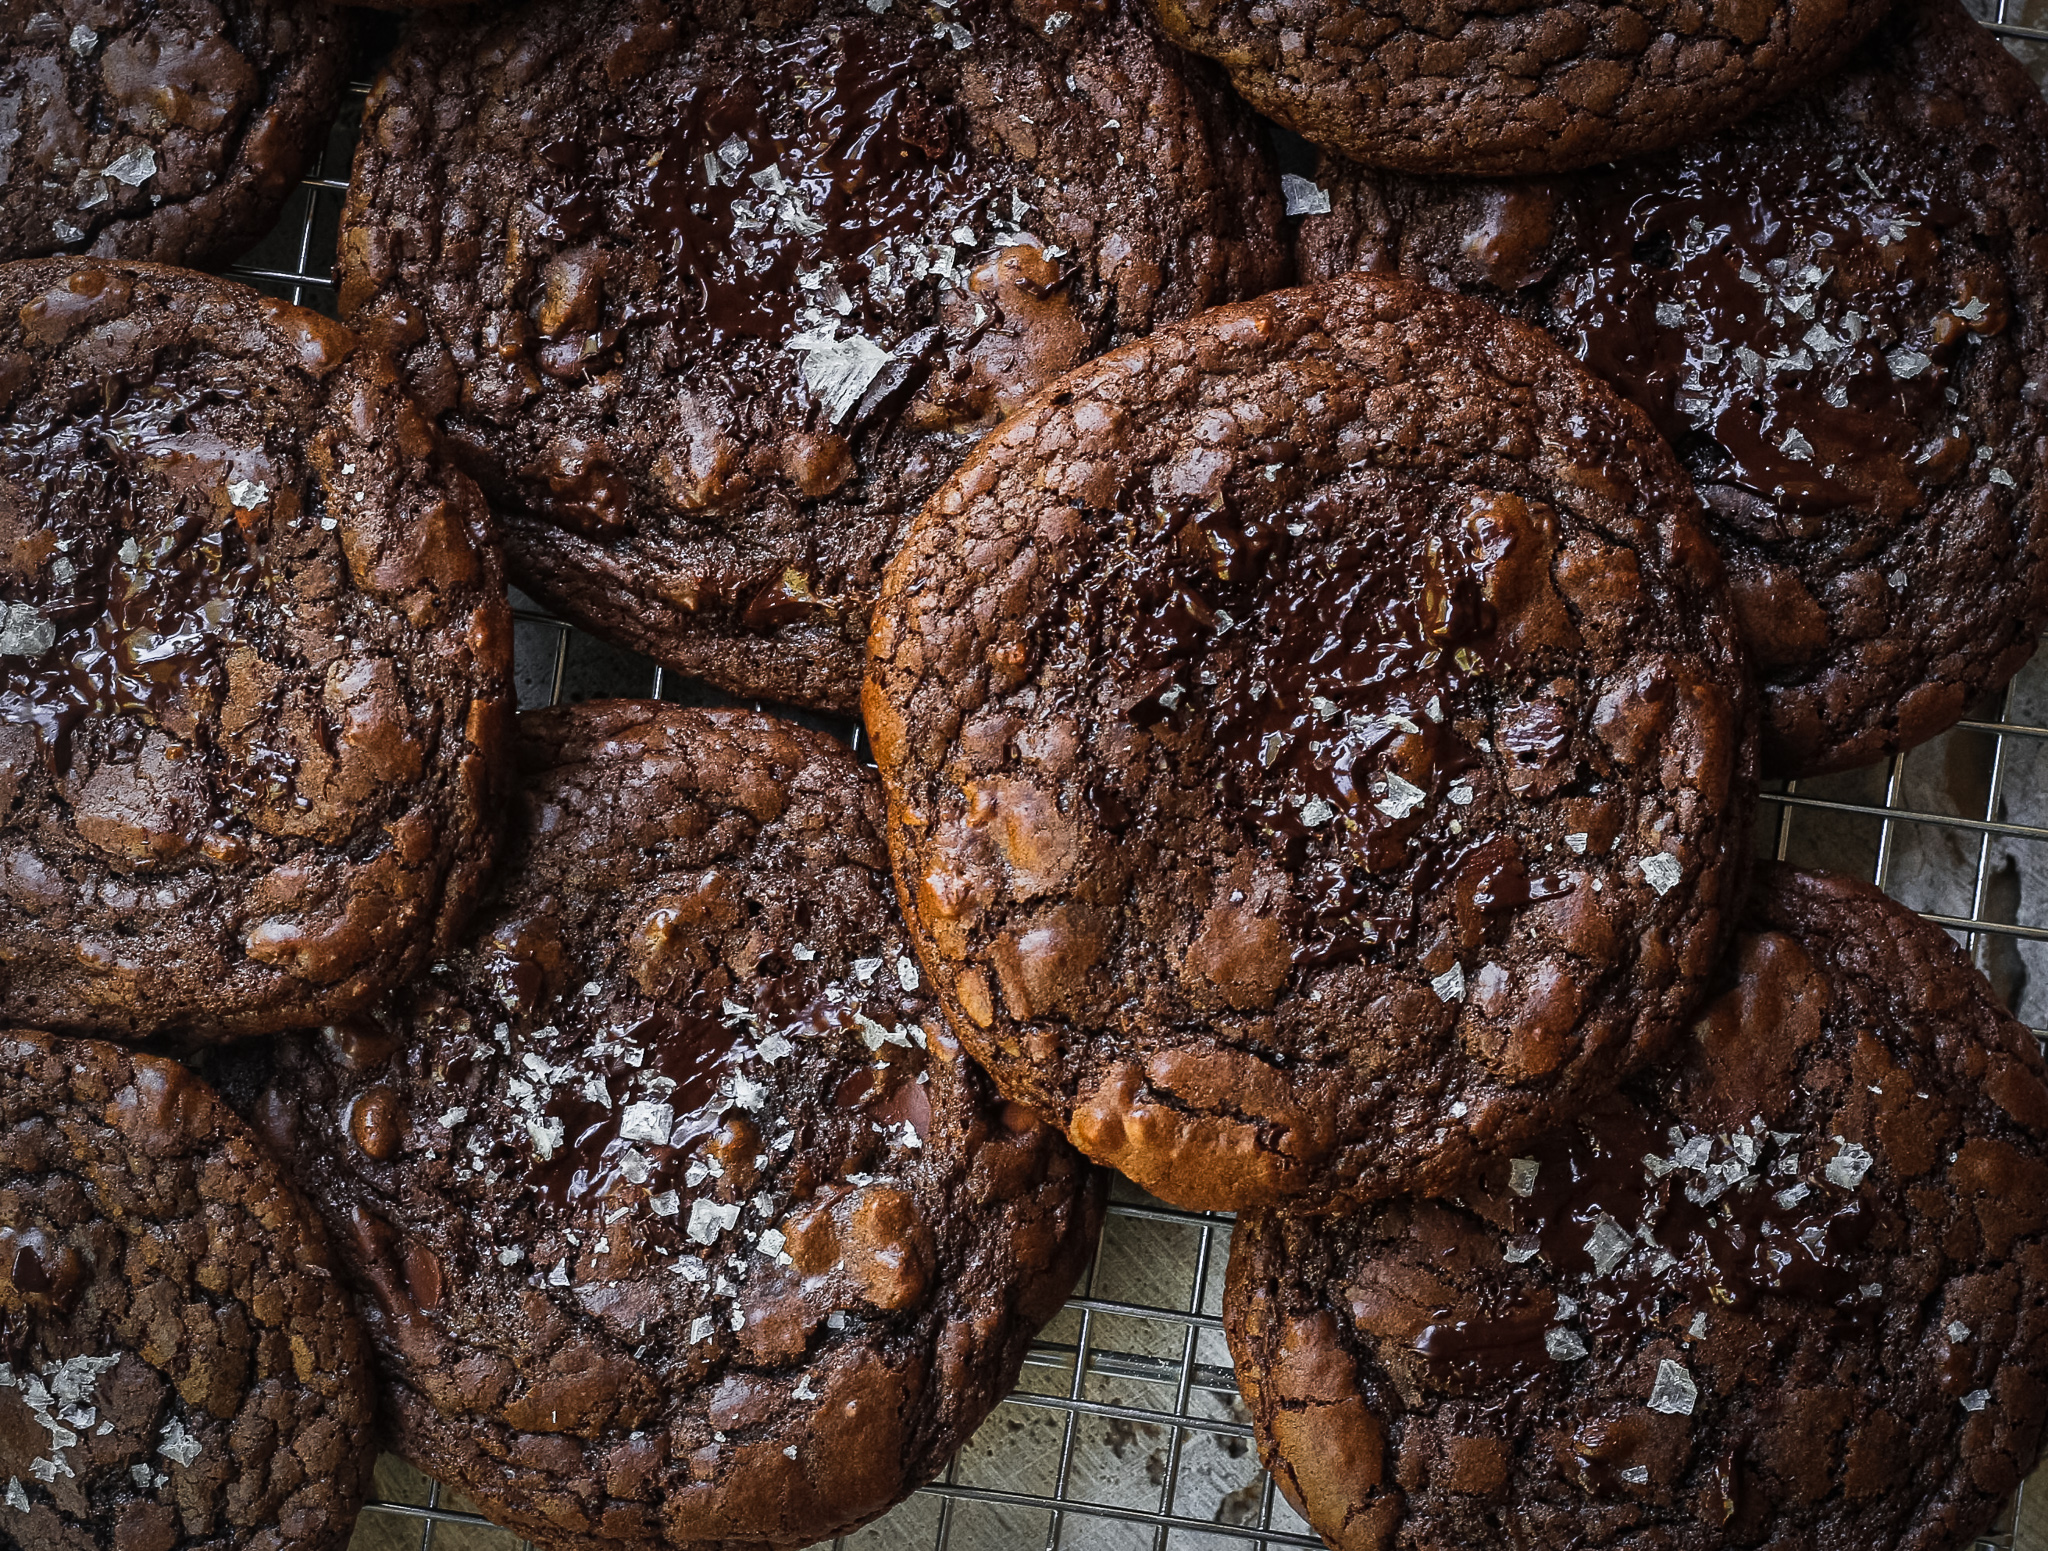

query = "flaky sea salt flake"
[
  {"left": 619, "top": 1101, "right": 674, "bottom": 1146},
  {"left": 103, "top": 147, "right": 155, "bottom": 186},
  {"left": 1545, "top": 1327, "right": 1588, "bottom": 1360},
  {"left": 1647, "top": 1360, "right": 1697, "bottom": 1416},
  {"left": 158, "top": 1419, "right": 203, "bottom": 1468},
  {"left": 1825, "top": 1141, "right": 1873, "bottom": 1189},
  {"left": 1280, "top": 174, "right": 1331, "bottom": 216},
  {"left": 1509, "top": 1158, "right": 1540, "bottom": 1197},
  {"left": 0, "top": 603, "right": 55, "bottom": 658},
  {"left": 688, "top": 1199, "right": 742, "bottom": 1245},
  {"left": 788, "top": 328, "right": 892, "bottom": 424},
  {"left": 1586, "top": 1217, "right": 1633, "bottom": 1276},
  {"left": 1639, "top": 853, "right": 1683, "bottom": 896},
  {"left": 1431, "top": 963, "right": 1465, "bottom": 1003},
  {"left": 1376, "top": 772, "right": 1428, "bottom": 820},
  {"left": 1887, "top": 347, "right": 1932, "bottom": 379}
]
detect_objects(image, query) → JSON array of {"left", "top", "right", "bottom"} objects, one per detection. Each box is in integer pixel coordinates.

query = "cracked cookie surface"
[
  {"left": 216, "top": 701, "right": 1103, "bottom": 1551},
  {"left": 337, "top": 0, "right": 1289, "bottom": 713},
  {"left": 0, "top": 0, "right": 354, "bottom": 267},
  {"left": 865, "top": 273, "right": 1758, "bottom": 1213},
  {"left": 1147, "top": 0, "right": 1889, "bottom": 174},
  {"left": 0, "top": 1031, "right": 377, "bottom": 1551},
  {"left": 1297, "top": 0, "right": 2048, "bottom": 778},
  {"left": 1224, "top": 865, "right": 2048, "bottom": 1551},
  {"left": 0, "top": 259, "right": 514, "bottom": 1041}
]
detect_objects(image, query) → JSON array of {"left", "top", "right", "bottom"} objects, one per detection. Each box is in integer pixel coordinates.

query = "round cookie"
[
  {"left": 1296, "top": 0, "right": 2048, "bottom": 778},
  {"left": 865, "top": 273, "right": 1758, "bottom": 1213},
  {"left": 1, "top": 0, "right": 355, "bottom": 267},
  {"left": 1155, "top": 0, "right": 1884, "bottom": 176},
  {"left": 223, "top": 702, "right": 1104, "bottom": 1551},
  {"left": 336, "top": 0, "right": 1290, "bottom": 713},
  {"left": 0, "top": 1032, "right": 378, "bottom": 1551},
  {"left": 1223, "top": 865, "right": 2048, "bottom": 1551},
  {"left": 0, "top": 259, "right": 514, "bottom": 1041},
  {"left": 1146, "top": 0, "right": 1892, "bottom": 175}
]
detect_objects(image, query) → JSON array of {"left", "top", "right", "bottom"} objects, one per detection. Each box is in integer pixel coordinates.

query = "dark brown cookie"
[
  {"left": 0, "top": 259, "right": 514, "bottom": 1041},
  {"left": 1155, "top": 0, "right": 1884, "bottom": 176},
  {"left": 218, "top": 702, "right": 1103, "bottom": 1551},
  {"left": 866, "top": 273, "right": 1758, "bottom": 1213},
  {"left": 1146, "top": 0, "right": 1891, "bottom": 175},
  {"left": 337, "top": 0, "right": 1290, "bottom": 713},
  {"left": 0, "top": 1032, "right": 378, "bottom": 1551},
  {"left": 1223, "top": 865, "right": 2048, "bottom": 1551},
  {"left": 0, "top": 0, "right": 355, "bottom": 268},
  {"left": 1297, "top": 0, "right": 2048, "bottom": 778}
]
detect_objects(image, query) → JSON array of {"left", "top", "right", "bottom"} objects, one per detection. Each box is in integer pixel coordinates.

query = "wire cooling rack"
[{"left": 215, "top": 5, "right": 2048, "bottom": 1546}]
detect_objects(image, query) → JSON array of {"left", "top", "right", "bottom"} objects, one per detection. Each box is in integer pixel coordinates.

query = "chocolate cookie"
[
  {"left": 1, "top": 1032, "right": 378, "bottom": 1551},
  {"left": 1, "top": 0, "right": 355, "bottom": 268},
  {"left": 1146, "top": 0, "right": 1891, "bottom": 175},
  {"left": 1223, "top": 865, "right": 2048, "bottom": 1551},
  {"left": 1297, "top": 0, "right": 2048, "bottom": 777},
  {"left": 337, "top": 0, "right": 1289, "bottom": 713},
  {"left": 865, "top": 273, "right": 1758, "bottom": 1213},
  {"left": 0, "top": 260, "right": 514, "bottom": 1041},
  {"left": 222, "top": 701, "right": 1103, "bottom": 1550}
]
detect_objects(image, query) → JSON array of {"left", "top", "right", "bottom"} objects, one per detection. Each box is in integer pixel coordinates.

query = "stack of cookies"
[{"left": 2, "top": 0, "right": 2046, "bottom": 1548}]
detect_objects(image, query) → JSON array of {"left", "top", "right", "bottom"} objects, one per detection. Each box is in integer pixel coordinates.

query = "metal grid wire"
[{"left": 216, "top": 7, "right": 2048, "bottom": 1546}]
